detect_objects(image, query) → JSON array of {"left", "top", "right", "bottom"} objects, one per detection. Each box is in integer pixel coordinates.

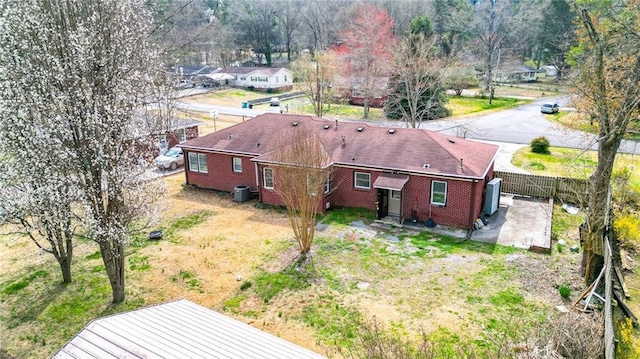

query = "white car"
[
  {"left": 154, "top": 147, "right": 184, "bottom": 170},
  {"left": 269, "top": 97, "right": 280, "bottom": 107}
]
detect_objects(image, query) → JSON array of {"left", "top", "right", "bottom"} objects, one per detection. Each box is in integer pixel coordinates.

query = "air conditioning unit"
[
  {"left": 325, "top": 201, "right": 331, "bottom": 210},
  {"left": 484, "top": 178, "right": 502, "bottom": 216}
]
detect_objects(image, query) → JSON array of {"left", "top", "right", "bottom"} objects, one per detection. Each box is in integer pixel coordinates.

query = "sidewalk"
[{"left": 471, "top": 140, "right": 531, "bottom": 174}]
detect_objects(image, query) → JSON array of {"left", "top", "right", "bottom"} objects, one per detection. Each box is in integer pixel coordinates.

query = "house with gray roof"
[
  {"left": 179, "top": 114, "right": 499, "bottom": 230},
  {"left": 216, "top": 67, "right": 293, "bottom": 92}
]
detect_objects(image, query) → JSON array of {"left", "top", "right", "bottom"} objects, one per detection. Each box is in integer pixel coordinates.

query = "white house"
[{"left": 217, "top": 67, "right": 294, "bottom": 91}]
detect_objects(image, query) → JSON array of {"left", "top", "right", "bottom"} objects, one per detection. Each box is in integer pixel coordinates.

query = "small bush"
[
  {"left": 559, "top": 285, "right": 571, "bottom": 299},
  {"left": 240, "top": 281, "right": 252, "bottom": 291},
  {"left": 266, "top": 87, "right": 273, "bottom": 93},
  {"left": 531, "top": 136, "right": 551, "bottom": 154},
  {"left": 247, "top": 85, "right": 255, "bottom": 91}
]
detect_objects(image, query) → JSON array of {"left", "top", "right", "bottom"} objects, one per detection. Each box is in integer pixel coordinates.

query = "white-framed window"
[
  {"left": 258, "top": 76, "right": 268, "bottom": 82},
  {"left": 431, "top": 181, "right": 447, "bottom": 206},
  {"left": 250, "top": 76, "right": 257, "bottom": 82},
  {"left": 284, "top": 75, "right": 288, "bottom": 82},
  {"left": 324, "top": 176, "right": 330, "bottom": 194},
  {"left": 240, "top": 76, "right": 246, "bottom": 80},
  {"left": 263, "top": 168, "right": 274, "bottom": 189},
  {"left": 188, "top": 152, "right": 208, "bottom": 173},
  {"left": 178, "top": 129, "right": 186, "bottom": 142},
  {"left": 354, "top": 172, "right": 371, "bottom": 189},
  {"left": 232, "top": 157, "right": 242, "bottom": 173},
  {"left": 391, "top": 190, "right": 401, "bottom": 199}
]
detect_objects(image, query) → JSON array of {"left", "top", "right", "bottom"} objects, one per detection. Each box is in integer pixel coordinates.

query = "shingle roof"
[
  {"left": 180, "top": 114, "right": 498, "bottom": 179},
  {"left": 53, "top": 299, "right": 326, "bottom": 359},
  {"left": 220, "top": 67, "right": 290, "bottom": 76}
]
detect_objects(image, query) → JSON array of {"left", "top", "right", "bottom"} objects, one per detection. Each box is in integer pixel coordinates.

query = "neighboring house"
[
  {"left": 170, "top": 65, "right": 219, "bottom": 81},
  {"left": 216, "top": 67, "right": 294, "bottom": 92},
  {"left": 53, "top": 299, "right": 326, "bottom": 359},
  {"left": 132, "top": 117, "right": 202, "bottom": 158},
  {"left": 541, "top": 65, "right": 558, "bottom": 78},
  {"left": 179, "top": 114, "right": 499, "bottom": 230},
  {"left": 333, "top": 76, "right": 389, "bottom": 108},
  {"left": 493, "top": 65, "right": 542, "bottom": 83}
]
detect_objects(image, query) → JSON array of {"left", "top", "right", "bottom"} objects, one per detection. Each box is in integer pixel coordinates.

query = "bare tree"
[
  {"left": 291, "top": 52, "right": 337, "bottom": 118},
  {"left": 300, "top": 0, "right": 340, "bottom": 53},
  {"left": 468, "top": 0, "right": 532, "bottom": 104},
  {"left": 271, "top": 129, "right": 332, "bottom": 256},
  {"left": 276, "top": 0, "right": 302, "bottom": 61},
  {"left": 571, "top": 2, "right": 640, "bottom": 282},
  {"left": 230, "top": 0, "right": 279, "bottom": 66},
  {"left": 384, "top": 33, "right": 450, "bottom": 128},
  {"left": 0, "top": 0, "right": 165, "bottom": 303}
]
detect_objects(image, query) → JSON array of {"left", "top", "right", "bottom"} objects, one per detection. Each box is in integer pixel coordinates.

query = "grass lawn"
[
  {"left": 549, "top": 112, "right": 640, "bottom": 141},
  {"left": 0, "top": 175, "right": 586, "bottom": 358},
  {"left": 447, "top": 96, "right": 525, "bottom": 116},
  {"left": 511, "top": 146, "right": 640, "bottom": 187}
]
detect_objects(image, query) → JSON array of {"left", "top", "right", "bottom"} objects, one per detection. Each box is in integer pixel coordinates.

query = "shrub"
[
  {"left": 266, "top": 87, "right": 273, "bottom": 93},
  {"left": 247, "top": 85, "right": 255, "bottom": 91},
  {"left": 531, "top": 136, "right": 551, "bottom": 154},
  {"left": 559, "top": 285, "right": 571, "bottom": 299}
]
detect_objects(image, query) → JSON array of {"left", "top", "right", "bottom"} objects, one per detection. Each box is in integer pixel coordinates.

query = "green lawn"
[
  {"left": 447, "top": 96, "right": 526, "bottom": 116},
  {"left": 511, "top": 146, "right": 640, "bottom": 187}
]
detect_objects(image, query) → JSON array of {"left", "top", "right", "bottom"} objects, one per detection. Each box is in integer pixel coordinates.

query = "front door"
[
  {"left": 388, "top": 190, "right": 401, "bottom": 217},
  {"left": 376, "top": 189, "right": 389, "bottom": 219}
]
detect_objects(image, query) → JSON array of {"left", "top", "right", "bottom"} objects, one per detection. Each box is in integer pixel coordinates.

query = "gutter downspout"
[
  {"left": 467, "top": 180, "right": 478, "bottom": 239},
  {"left": 255, "top": 162, "right": 261, "bottom": 202}
]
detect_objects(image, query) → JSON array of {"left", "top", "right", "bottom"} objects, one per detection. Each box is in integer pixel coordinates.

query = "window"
[
  {"left": 324, "top": 176, "right": 330, "bottom": 194},
  {"left": 258, "top": 76, "right": 268, "bottom": 82},
  {"left": 354, "top": 172, "right": 371, "bottom": 189},
  {"left": 284, "top": 74, "right": 288, "bottom": 82},
  {"left": 188, "top": 152, "right": 208, "bottom": 173},
  {"left": 178, "top": 129, "right": 186, "bottom": 143},
  {"left": 431, "top": 181, "right": 447, "bottom": 206},
  {"left": 250, "top": 76, "right": 257, "bottom": 82},
  {"left": 263, "top": 168, "right": 274, "bottom": 189},
  {"left": 240, "top": 76, "right": 246, "bottom": 80},
  {"left": 391, "top": 190, "right": 401, "bottom": 199},
  {"left": 232, "top": 157, "right": 242, "bottom": 173}
]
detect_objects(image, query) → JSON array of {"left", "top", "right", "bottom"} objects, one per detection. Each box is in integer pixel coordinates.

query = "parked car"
[
  {"left": 269, "top": 97, "right": 280, "bottom": 107},
  {"left": 175, "top": 80, "right": 195, "bottom": 90},
  {"left": 154, "top": 147, "right": 184, "bottom": 170},
  {"left": 540, "top": 103, "right": 559, "bottom": 114}
]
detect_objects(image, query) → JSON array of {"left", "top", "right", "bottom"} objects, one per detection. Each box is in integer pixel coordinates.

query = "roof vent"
[
  {"left": 228, "top": 134, "right": 234, "bottom": 140},
  {"left": 448, "top": 139, "right": 455, "bottom": 144},
  {"left": 341, "top": 135, "right": 346, "bottom": 148},
  {"left": 423, "top": 164, "right": 430, "bottom": 169},
  {"left": 388, "top": 129, "right": 396, "bottom": 134},
  {"left": 323, "top": 124, "right": 330, "bottom": 130},
  {"left": 356, "top": 127, "right": 364, "bottom": 132},
  {"left": 256, "top": 142, "right": 260, "bottom": 148},
  {"left": 292, "top": 122, "right": 298, "bottom": 127}
]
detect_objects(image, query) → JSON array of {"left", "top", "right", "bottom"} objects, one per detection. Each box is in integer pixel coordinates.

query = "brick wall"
[{"left": 184, "top": 151, "right": 257, "bottom": 192}]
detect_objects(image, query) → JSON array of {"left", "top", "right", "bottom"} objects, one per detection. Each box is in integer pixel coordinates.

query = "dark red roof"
[{"left": 180, "top": 114, "right": 498, "bottom": 179}]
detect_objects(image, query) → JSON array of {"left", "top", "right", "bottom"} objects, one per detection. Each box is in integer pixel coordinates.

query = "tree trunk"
[
  {"left": 363, "top": 98, "right": 370, "bottom": 119},
  {"left": 583, "top": 138, "right": 618, "bottom": 283},
  {"left": 100, "top": 240, "right": 126, "bottom": 303},
  {"left": 59, "top": 257, "right": 72, "bottom": 283}
]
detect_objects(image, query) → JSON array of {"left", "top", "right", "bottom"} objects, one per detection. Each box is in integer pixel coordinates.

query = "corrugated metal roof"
[{"left": 53, "top": 299, "right": 326, "bottom": 359}]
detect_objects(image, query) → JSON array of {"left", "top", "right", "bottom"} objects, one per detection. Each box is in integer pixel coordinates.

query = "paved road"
[
  {"left": 179, "top": 95, "right": 640, "bottom": 155},
  {"left": 417, "top": 97, "right": 640, "bottom": 154},
  {"left": 176, "top": 101, "right": 284, "bottom": 118}
]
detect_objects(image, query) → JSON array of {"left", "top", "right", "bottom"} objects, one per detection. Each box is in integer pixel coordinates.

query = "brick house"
[{"left": 179, "top": 114, "right": 499, "bottom": 230}]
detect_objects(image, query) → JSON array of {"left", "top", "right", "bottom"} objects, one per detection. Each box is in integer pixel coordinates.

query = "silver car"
[
  {"left": 154, "top": 147, "right": 184, "bottom": 170},
  {"left": 540, "top": 103, "right": 559, "bottom": 114}
]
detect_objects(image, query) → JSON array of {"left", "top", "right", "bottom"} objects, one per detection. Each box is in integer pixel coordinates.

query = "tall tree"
[
  {"left": 338, "top": 4, "right": 396, "bottom": 119},
  {"left": 531, "top": 0, "right": 576, "bottom": 78},
  {"left": 271, "top": 129, "right": 332, "bottom": 257},
  {"left": 276, "top": 0, "right": 302, "bottom": 61},
  {"left": 292, "top": 52, "right": 337, "bottom": 118},
  {"left": 570, "top": 0, "right": 640, "bottom": 282},
  {"left": 0, "top": 0, "right": 165, "bottom": 303},
  {"left": 232, "top": 0, "right": 279, "bottom": 66},
  {"left": 468, "top": 0, "right": 530, "bottom": 104},
  {"left": 430, "top": 0, "right": 473, "bottom": 56},
  {"left": 384, "top": 33, "right": 451, "bottom": 128},
  {"left": 300, "top": 0, "right": 340, "bottom": 53}
]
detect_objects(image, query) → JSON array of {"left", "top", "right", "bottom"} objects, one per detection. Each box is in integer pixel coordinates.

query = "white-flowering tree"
[{"left": 0, "top": 0, "right": 165, "bottom": 303}]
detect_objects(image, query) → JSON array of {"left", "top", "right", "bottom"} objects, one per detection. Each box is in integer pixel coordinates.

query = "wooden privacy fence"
[{"left": 494, "top": 171, "right": 589, "bottom": 203}]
